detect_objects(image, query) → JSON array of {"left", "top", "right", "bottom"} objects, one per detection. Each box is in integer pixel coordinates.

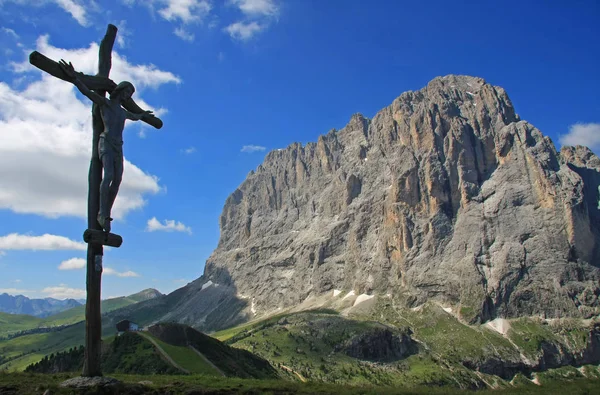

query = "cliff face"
[{"left": 205, "top": 75, "right": 600, "bottom": 323}]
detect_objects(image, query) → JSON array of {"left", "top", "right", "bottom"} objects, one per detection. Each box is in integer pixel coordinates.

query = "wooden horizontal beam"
[
  {"left": 29, "top": 51, "right": 163, "bottom": 129},
  {"left": 83, "top": 229, "right": 123, "bottom": 248}
]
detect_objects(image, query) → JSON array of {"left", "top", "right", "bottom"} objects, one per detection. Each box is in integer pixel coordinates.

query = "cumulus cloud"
[
  {"left": 174, "top": 27, "right": 195, "bottom": 42},
  {"left": 559, "top": 123, "right": 600, "bottom": 152},
  {"left": 0, "top": 35, "right": 180, "bottom": 219},
  {"left": 42, "top": 285, "right": 85, "bottom": 299},
  {"left": 225, "top": 0, "right": 278, "bottom": 41},
  {"left": 124, "top": 0, "right": 211, "bottom": 41},
  {"left": 230, "top": 0, "right": 279, "bottom": 18},
  {"left": 225, "top": 21, "right": 264, "bottom": 41},
  {"left": 3, "top": 0, "right": 90, "bottom": 26},
  {"left": 58, "top": 257, "right": 86, "bottom": 270},
  {"left": 241, "top": 144, "right": 266, "bottom": 153},
  {"left": 104, "top": 267, "right": 140, "bottom": 277},
  {"left": 0, "top": 233, "right": 86, "bottom": 251},
  {"left": 158, "top": 0, "right": 211, "bottom": 24},
  {"left": 146, "top": 217, "right": 192, "bottom": 234}
]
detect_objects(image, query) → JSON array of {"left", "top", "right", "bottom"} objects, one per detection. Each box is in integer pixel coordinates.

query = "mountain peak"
[{"left": 174, "top": 76, "right": 600, "bottom": 327}]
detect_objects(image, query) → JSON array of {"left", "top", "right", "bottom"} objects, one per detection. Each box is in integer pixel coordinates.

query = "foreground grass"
[{"left": 0, "top": 372, "right": 598, "bottom": 395}]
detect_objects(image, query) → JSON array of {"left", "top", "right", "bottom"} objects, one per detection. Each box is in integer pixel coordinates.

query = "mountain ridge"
[
  {"left": 202, "top": 74, "right": 600, "bottom": 324},
  {"left": 0, "top": 293, "right": 81, "bottom": 318},
  {"left": 100, "top": 75, "right": 599, "bottom": 332}
]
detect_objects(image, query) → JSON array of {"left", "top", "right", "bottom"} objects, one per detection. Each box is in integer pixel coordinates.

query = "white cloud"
[
  {"left": 12, "top": 279, "right": 22, "bottom": 283},
  {"left": 104, "top": 267, "right": 140, "bottom": 277},
  {"left": 115, "top": 20, "right": 131, "bottom": 48},
  {"left": 146, "top": 217, "right": 192, "bottom": 234},
  {"left": 0, "top": 233, "right": 86, "bottom": 251},
  {"left": 54, "top": 0, "right": 89, "bottom": 26},
  {"left": 174, "top": 27, "right": 195, "bottom": 42},
  {"left": 241, "top": 144, "right": 266, "bottom": 153},
  {"left": 559, "top": 123, "right": 600, "bottom": 151},
  {"left": 226, "top": 0, "right": 278, "bottom": 41},
  {"left": 181, "top": 146, "right": 196, "bottom": 154},
  {"left": 3, "top": 0, "right": 90, "bottom": 26},
  {"left": 1, "top": 27, "right": 20, "bottom": 39},
  {"left": 0, "top": 35, "right": 180, "bottom": 219},
  {"left": 158, "top": 0, "right": 211, "bottom": 24},
  {"left": 225, "top": 21, "right": 264, "bottom": 41},
  {"left": 124, "top": 0, "right": 212, "bottom": 41},
  {"left": 58, "top": 257, "right": 86, "bottom": 270},
  {"left": 42, "top": 285, "right": 85, "bottom": 299},
  {"left": 230, "top": 0, "right": 279, "bottom": 18}
]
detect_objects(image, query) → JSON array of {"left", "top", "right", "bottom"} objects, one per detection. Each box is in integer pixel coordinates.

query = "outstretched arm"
[
  {"left": 59, "top": 60, "right": 108, "bottom": 107},
  {"left": 125, "top": 109, "right": 154, "bottom": 121}
]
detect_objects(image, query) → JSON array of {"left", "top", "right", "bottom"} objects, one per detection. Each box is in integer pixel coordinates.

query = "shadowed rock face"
[{"left": 206, "top": 75, "right": 600, "bottom": 323}]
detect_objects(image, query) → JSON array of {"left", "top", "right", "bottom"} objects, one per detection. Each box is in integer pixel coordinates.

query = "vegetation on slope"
[
  {"left": 25, "top": 332, "right": 179, "bottom": 375},
  {"left": 1, "top": 370, "right": 599, "bottom": 395},
  {"left": 0, "top": 312, "right": 43, "bottom": 338},
  {"left": 147, "top": 322, "right": 279, "bottom": 379}
]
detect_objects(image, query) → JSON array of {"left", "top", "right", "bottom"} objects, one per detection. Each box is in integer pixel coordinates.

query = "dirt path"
[
  {"left": 280, "top": 364, "right": 306, "bottom": 382},
  {"left": 188, "top": 345, "right": 226, "bottom": 377},
  {"left": 137, "top": 332, "right": 190, "bottom": 374}
]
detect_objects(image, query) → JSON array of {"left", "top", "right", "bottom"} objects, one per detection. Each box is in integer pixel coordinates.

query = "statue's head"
[{"left": 110, "top": 81, "right": 135, "bottom": 101}]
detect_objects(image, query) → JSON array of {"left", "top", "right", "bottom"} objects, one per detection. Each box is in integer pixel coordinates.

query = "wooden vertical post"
[{"left": 82, "top": 24, "right": 117, "bottom": 378}]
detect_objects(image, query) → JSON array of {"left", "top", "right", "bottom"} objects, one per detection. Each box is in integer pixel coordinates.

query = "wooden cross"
[{"left": 29, "top": 24, "right": 162, "bottom": 377}]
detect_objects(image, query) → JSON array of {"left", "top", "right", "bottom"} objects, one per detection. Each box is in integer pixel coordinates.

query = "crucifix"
[{"left": 29, "top": 24, "right": 163, "bottom": 377}]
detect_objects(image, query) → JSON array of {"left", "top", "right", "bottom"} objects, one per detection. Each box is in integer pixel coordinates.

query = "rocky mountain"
[
  {"left": 0, "top": 293, "right": 81, "bottom": 318},
  {"left": 112, "top": 75, "right": 599, "bottom": 332},
  {"left": 200, "top": 74, "right": 599, "bottom": 324}
]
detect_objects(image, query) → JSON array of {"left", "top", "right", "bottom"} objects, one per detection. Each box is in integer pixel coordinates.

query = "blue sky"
[{"left": 0, "top": 0, "right": 598, "bottom": 300}]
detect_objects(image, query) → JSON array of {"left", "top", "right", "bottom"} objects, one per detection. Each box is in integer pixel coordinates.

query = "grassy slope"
[
  {"left": 143, "top": 333, "right": 222, "bottom": 375},
  {"left": 215, "top": 299, "right": 599, "bottom": 388},
  {"left": 40, "top": 291, "right": 158, "bottom": 327},
  {"left": 0, "top": 323, "right": 85, "bottom": 371},
  {"left": 0, "top": 313, "right": 43, "bottom": 335},
  {"left": 0, "top": 289, "right": 161, "bottom": 335},
  {"left": 0, "top": 290, "right": 163, "bottom": 371},
  {"left": 220, "top": 310, "right": 469, "bottom": 387}
]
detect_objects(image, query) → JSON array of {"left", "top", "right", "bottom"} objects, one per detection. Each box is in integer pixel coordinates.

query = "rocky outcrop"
[
  {"left": 338, "top": 328, "right": 418, "bottom": 362},
  {"left": 202, "top": 75, "right": 600, "bottom": 324}
]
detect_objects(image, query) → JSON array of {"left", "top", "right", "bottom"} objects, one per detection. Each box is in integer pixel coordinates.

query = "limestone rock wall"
[{"left": 205, "top": 75, "right": 600, "bottom": 323}]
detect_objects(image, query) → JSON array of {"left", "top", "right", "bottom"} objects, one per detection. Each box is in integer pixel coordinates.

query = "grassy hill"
[
  {"left": 21, "top": 324, "right": 278, "bottom": 379},
  {"left": 210, "top": 300, "right": 600, "bottom": 389},
  {"left": 0, "top": 289, "right": 163, "bottom": 371},
  {"left": 147, "top": 322, "right": 279, "bottom": 379},
  {"left": 0, "top": 313, "right": 43, "bottom": 336},
  {"left": 140, "top": 333, "right": 221, "bottom": 375},
  {"left": 25, "top": 332, "right": 179, "bottom": 375},
  {"left": 0, "top": 288, "right": 162, "bottom": 337},
  {"left": 39, "top": 288, "right": 163, "bottom": 327}
]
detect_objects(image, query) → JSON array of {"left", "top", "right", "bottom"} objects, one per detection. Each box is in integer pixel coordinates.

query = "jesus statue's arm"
[
  {"left": 125, "top": 109, "right": 154, "bottom": 121},
  {"left": 59, "top": 60, "right": 109, "bottom": 107}
]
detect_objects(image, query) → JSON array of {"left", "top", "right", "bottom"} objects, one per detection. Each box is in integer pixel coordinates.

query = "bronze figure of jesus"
[{"left": 59, "top": 60, "right": 153, "bottom": 232}]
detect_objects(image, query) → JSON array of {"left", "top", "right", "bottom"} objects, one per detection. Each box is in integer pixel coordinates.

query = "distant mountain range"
[
  {"left": 0, "top": 288, "right": 163, "bottom": 318},
  {"left": 0, "top": 294, "right": 82, "bottom": 318}
]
